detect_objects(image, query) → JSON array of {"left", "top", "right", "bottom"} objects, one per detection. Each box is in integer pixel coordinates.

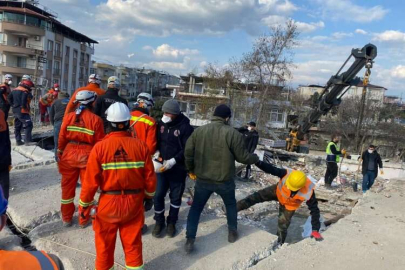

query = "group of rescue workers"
[{"left": 0, "top": 73, "right": 325, "bottom": 269}]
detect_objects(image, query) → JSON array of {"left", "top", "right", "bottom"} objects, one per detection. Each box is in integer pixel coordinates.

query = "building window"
[
  {"left": 73, "top": 50, "right": 78, "bottom": 59},
  {"left": 64, "top": 80, "right": 68, "bottom": 90},
  {"left": 65, "top": 46, "right": 70, "bottom": 57},
  {"left": 54, "top": 61, "right": 60, "bottom": 75},
  {"left": 86, "top": 54, "right": 90, "bottom": 63},
  {"left": 47, "top": 60, "right": 53, "bottom": 70},
  {"left": 73, "top": 65, "right": 77, "bottom": 75},
  {"left": 55, "top": 43, "right": 61, "bottom": 56},
  {"left": 18, "top": 37, "right": 27, "bottom": 47},
  {"left": 47, "top": 40, "right": 53, "bottom": 51},
  {"left": 16, "top": 57, "right": 27, "bottom": 68},
  {"left": 270, "top": 109, "right": 284, "bottom": 123}
]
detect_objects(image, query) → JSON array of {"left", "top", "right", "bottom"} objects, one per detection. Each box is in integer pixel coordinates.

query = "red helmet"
[
  {"left": 53, "top": 83, "right": 59, "bottom": 89},
  {"left": 19, "top": 80, "right": 35, "bottom": 90}
]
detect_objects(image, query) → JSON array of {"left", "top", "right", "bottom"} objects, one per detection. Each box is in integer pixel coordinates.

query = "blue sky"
[{"left": 41, "top": 0, "right": 405, "bottom": 97}]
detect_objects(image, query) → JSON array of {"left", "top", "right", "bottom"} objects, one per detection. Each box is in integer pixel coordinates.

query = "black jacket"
[
  {"left": 256, "top": 161, "right": 321, "bottom": 231},
  {"left": 94, "top": 89, "right": 128, "bottom": 127},
  {"left": 238, "top": 127, "right": 259, "bottom": 153},
  {"left": 0, "top": 110, "right": 11, "bottom": 170},
  {"left": 361, "top": 150, "right": 383, "bottom": 175},
  {"left": 8, "top": 87, "right": 33, "bottom": 113},
  {"left": 50, "top": 97, "right": 70, "bottom": 125},
  {"left": 0, "top": 84, "right": 11, "bottom": 114},
  {"left": 157, "top": 113, "right": 194, "bottom": 168}
]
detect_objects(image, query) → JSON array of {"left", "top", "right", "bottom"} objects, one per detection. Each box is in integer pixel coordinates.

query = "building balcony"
[
  {"left": 54, "top": 50, "right": 62, "bottom": 59},
  {"left": 0, "top": 61, "right": 36, "bottom": 75},
  {"left": 0, "top": 42, "right": 44, "bottom": 56},
  {"left": 0, "top": 21, "right": 45, "bottom": 37}
]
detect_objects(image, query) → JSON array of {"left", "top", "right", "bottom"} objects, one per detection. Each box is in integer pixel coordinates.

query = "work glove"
[
  {"left": 144, "top": 198, "right": 153, "bottom": 212},
  {"left": 310, "top": 231, "right": 324, "bottom": 241},
  {"left": 341, "top": 149, "right": 347, "bottom": 156},
  {"left": 8, "top": 165, "right": 12, "bottom": 172},
  {"left": 188, "top": 173, "right": 197, "bottom": 181},
  {"left": 160, "top": 158, "right": 176, "bottom": 172},
  {"left": 153, "top": 150, "right": 160, "bottom": 160},
  {"left": 78, "top": 206, "right": 92, "bottom": 228},
  {"left": 257, "top": 150, "right": 265, "bottom": 161},
  {"left": 56, "top": 149, "right": 63, "bottom": 163},
  {"left": 380, "top": 169, "right": 384, "bottom": 175}
]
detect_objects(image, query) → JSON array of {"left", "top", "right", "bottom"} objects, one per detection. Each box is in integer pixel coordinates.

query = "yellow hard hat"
[{"left": 286, "top": 171, "right": 307, "bottom": 191}]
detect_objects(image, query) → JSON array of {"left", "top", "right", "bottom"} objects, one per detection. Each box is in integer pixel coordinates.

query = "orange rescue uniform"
[
  {"left": 58, "top": 109, "right": 104, "bottom": 223},
  {"left": 65, "top": 84, "right": 105, "bottom": 114},
  {"left": 0, "top": 250, "right": 60, "bottom": 269},
  {"left": 276, "top": 170, "right": 315, "bottom": 211},
  {"left": 79, "top": 131, "right": 156, "bottom": 270},
  {"left": 40, "top": 88, "right": 58, "bottom": 106},
  {"left": 130, "top": 109, "right": 157, "bottom": 155}
]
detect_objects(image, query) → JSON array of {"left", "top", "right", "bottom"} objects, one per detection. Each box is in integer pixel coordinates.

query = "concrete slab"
[
  {"left": 13, "top": 145, "right": 55, "bottom": 163},
  {"left": 11, "top": 150, "right": 32, "bottom": 166},
  {"left": 252, "top": 179, "right": 405, "bottom": 270},
  {"left": 0, "top": 227, "right": 22, "bottom": 251},
  {"left": 8, "top": 164, "right": 62, "bottom": 229}
]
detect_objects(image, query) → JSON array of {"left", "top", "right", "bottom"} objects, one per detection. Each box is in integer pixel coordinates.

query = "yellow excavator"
[{"left": 286, "top": 43, "right": 377, "bottom": 152}]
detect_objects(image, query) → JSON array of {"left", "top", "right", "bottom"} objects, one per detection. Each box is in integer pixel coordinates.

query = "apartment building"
[{"left": 0, "top": 0, "right": 97, "bottom": 95}]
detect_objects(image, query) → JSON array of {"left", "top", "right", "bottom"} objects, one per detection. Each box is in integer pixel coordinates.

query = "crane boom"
[{"left": 296, "top": 43, "right": 377, "bottom": 140}]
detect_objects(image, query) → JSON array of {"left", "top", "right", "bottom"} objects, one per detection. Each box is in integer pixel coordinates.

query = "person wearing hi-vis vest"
[
  {"left": 324, "top": 134, "right": 347, "bottom": 188},
  {"left": 236, "top": 160, "right": 323, "bottom": 245}
]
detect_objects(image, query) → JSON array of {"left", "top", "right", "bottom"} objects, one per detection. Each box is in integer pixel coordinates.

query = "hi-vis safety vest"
[
  {"left": 326, "top": 142, "right": 340, "bottom": 163},
  {"left": 0, "top": 250, "right": 59, "bottom": 269},
  {"left": 276, "top": 170, "right": 315, "bottom": 211}
]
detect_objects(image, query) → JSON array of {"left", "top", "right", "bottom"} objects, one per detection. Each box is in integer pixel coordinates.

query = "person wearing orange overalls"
[
  {"left": 57, "top": 90, "right": 105, "bottom": 227},
  {"left": 79, "top": 102, "right": 156, "bottom": 270},
  {"left": 0, "top": 186, "right": 65, "bottom": 269},
  {"left": 65, "top": 74, "right": 105, "bottom": 114},
  {"left": 39, "top": 83, "right": 59, "bottom": 124}
]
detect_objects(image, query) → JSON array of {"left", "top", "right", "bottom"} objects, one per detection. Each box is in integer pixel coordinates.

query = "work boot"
[
  {"left": 142, "top": 224, "right": 148, "bottom": 235},
  {"left": 62, "top": 220, "right": 72, "bottom": 227},
  {"left": 152, "top": 223, "right": 165, "bottom": 238},
  {"left": 185, "top": 238, "right": 195, "bottom": 254},
  {"left": 16, "top": 140, "right": 24, "bottom": 146},
  {"left": 166, "top": 223, "right": 176, "bottom": 238},
  {"left": 228, "top": 230, "right": 238, "bottom": 243}
]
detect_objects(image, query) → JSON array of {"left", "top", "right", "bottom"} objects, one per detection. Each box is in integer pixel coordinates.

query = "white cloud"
[
  {"left": 355, "top": 29, "right": 368, "bottom": 35},
  {"left": 373, "top": 30, "right": 405, "bottom": 43},
  {"left": 295, "top": 21, "right": 324, "bottom": 33},
  {"left": 391, "top": 65, "right": 405, "bottom": 79},
  {"left": 151, "top": 44, "right": 199, "bottom": 59},
  {"left": 331, "top": 32, "right": 353, "bottom": 39},
  {"left": 315, "top": 0, "right": 389, "bottom": 23},
  {"left": 276, "top": 0, "right": 298, "bottom": 13},
  {"left": 127, "top": 53, "right": 135, "bottom": 58}
]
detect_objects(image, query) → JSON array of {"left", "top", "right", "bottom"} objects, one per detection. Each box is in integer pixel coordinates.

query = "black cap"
[
  {"left": 213, "top": 104, "right": 232, "bottom": 119},
  {"left": 247, "top": 121, "right": 256, "bottom": 127}
]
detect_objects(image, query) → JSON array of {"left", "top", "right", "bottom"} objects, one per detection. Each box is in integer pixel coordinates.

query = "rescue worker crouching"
[
  {"left": 78, "top": 102, "right": 156, "bottom": 270},
  {"left": 0, "top": 186, "right": 65, "bottom": 269},
  {"left": 7, "top": 77, "right": 34, "bottom": 146},
  {"left": 57, "top": 90, "right": 105, "bottom": 227},
  {"left": 237, "top": 160, "right": 323, "bottom": 245}
]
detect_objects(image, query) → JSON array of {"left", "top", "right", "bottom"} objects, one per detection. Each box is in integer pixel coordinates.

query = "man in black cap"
[
  {"left": 238, "top": 121, "right": 259, "bottom": 179},
  {"left": 184, "top": 104, "right": 259, "bottom": 253}
]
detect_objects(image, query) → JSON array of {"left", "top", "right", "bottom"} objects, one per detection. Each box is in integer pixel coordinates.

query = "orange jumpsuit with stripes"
[
  {"left": 79, "top": 131, "right": 156, "bottom": 270},
  {"left": 0, "top": 250, "right": 62, "bottom": 269},
  {"left": 58, "top": 109, "right": 104, "bottom": 223},
  {"left": 130, "top": 109, "right": 157, "bottom": 155},
  {"left": 65, "top": 84, "right": 105, "bottom": 114}
]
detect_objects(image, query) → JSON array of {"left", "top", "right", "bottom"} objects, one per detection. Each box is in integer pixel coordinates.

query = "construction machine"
[{"left": 286, "top": 43, "right": 377, "bottom": 152}]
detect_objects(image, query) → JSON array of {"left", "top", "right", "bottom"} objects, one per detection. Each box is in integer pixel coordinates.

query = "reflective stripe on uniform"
[
  {"left": 61, "top": 198, "right": 74, "bottom": 204},
  {"left": 101, "top": 161, "right": 145, "bottom": 170},
  {"left": 297, "top": 182, "right": 315, "bottom": 201},
  {"left": 67, "top": 126, "right": 95, "bottom": 135},
  {"left": 29, "top": 251, "right": 55, "bottom": 270},
  {"left": 145, "top": 190, "right": 155, "bottom": 197},
  {"left": 126, "top": 264, "right": 144, "bottom": 269},
  {"left": 130, "top": 116, "right": 154, "bottom": 126},
  {"left": 79, "top": 199, "right": 94, "bottom": 207},
  {"left": 170, "top": 204, "right": 181, "bottom": 209},
  {"left": 155, "top": 209, "right": 164, "bottom": 214}
]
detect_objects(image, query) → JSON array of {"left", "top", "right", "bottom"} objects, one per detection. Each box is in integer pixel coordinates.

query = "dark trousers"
[
  {"left": 324, "top": 162, "right": 338, "bottom": 187},
  {"left": 13, "top": 112, "right": 33, "bottom": 143},
  {"left": 53, "top": 120, "right": 62, "bottom": 160},
  {"left": 0, "top": 167, "right": 10, "bottom": 200},
  {"left": 186, "top": 180, "right": 237, "bottom": 239},
  {"left": 362, "top": 171, "right": 376, "bottom": 192},
  {"left": 153, "top": 166, "right": 187, "bottom": 224},
  {"left": 237, "top": 184, "right": 295, "bottom": 243}
]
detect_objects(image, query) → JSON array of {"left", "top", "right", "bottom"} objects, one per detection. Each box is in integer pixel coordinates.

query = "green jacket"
[{"left": 185, "top": 117, "right": 259, "bottom": 183}]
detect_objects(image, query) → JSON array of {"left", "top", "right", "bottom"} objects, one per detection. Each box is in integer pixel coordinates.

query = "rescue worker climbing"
[
  {"left": 0, "top": 186, "right": 65, "bottom": 269},
  {"left": 8, "top": 77, "right": 34, "bottom": 146},
  {"left": 130, "top": 92, "right": 157, "bottom": 155},
  {"left": 78, "top": 102, "right": 156, "bottom": 270},
  {"left": 236, "top": 160, "right": 323, "bottom": 245},
  {"left": 65, "top": 74, "right": 105, "bottom": 114},
  {"left": 39, "top": 83, "right": 59, "bottom": 124},
  {"left": 324, "top": 134, "right": 347, "bottom": 188},
  {"left": 0, "top": 74, "right": 13, "bottom": 119},
  {"left": 57, "top": 90, "right": 104, "bottom": 227},
  {"left": 94, "top": 76, "right": 128, "bottom": 133}
]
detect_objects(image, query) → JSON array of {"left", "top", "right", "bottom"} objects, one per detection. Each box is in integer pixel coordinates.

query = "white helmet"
[
  {"left": 75, "top": 90, "right": 97, "bottom": 105},
  {"left": 4, "top": 74, "right": 12, "bottom": 80},
  {"left": 153, "top": 159, "right": 163, "bottom": 173},
  {"left": 106, "top": 102, "right": 131, "bottom": 122},
  {"left": 107, "top": 76, "right": 120, "bottom": 89},
  {"left": 22, "top": 74, "right": 32, "bottom": 81},
  {"left": 88, "top": 74, "right": 101, "bottom": 85},
  {"left": 137, "top": 92, "right": 155, "bottom": 108}
]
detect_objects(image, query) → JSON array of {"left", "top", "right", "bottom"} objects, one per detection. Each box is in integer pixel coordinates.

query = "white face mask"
[
  {"left": 248, "top": 126, "right": 253, "bottom": 131},
  {"left": 55, "top": 88, "right": 59, "bottom": 91},
  {"left": 162, "top": 115, "right": 172, "bottom": 123},
  {"left": 7, "top": 80, "right": 12, "bottom": 85},
  {"left": 368, "top": 149, "right": 374, "bottom": 154}
]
